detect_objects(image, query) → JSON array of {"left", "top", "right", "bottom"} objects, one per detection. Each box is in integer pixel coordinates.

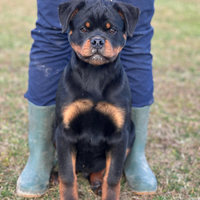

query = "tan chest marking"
[
  {"left": 95, "top": 102, "right": 125, "bottom": 129},
  {"left": 62, "top": 99, "right": 93, "bottom": 128},
  {"left": 62, "top": 100, "right": 125, "bottom": 129}
]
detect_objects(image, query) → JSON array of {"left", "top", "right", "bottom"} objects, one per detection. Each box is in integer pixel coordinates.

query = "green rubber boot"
[
  {"left": 124, "top": 106, "right": 157, "bottom": 195},
  {"left": 16, "top": 101, "right": 55, "bottom": 197}
]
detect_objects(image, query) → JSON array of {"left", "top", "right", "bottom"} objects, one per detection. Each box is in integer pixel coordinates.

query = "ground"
[{"left": 0, "top": 0, "right": 200, "bottom": 199}]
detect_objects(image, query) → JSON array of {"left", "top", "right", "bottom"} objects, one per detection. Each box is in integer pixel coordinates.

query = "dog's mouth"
[
  {"left": 71, "top": 41, "right": 122, "bottom": 66},
  {"left": 76, "top": 50, "right": 111, "bottom": 66},
  {"left": 85, "top": 48, "right": 105, "bottom": 59},
  {"left": 88, "top": 49, "right": 106, "bottom": 61},
  {"left": 90, "top": 53, "right": 104, "bottom": 60}
]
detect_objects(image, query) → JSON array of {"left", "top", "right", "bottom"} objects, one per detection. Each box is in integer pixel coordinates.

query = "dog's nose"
[{"left": 91, "top": 38, "right": 105, "bottom": 49}]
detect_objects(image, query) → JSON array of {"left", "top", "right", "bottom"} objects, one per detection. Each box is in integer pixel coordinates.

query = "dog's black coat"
[{"left": 53, "top": 0, "right": 139, "bottom": 199}]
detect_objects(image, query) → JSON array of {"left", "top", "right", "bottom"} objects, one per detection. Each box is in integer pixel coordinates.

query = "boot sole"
[
  {"left": 16, "top": 188, "right": 46, "bottom": 198},
  {"left": 133, "top": 191, "right": 156, "bottom": 195}
]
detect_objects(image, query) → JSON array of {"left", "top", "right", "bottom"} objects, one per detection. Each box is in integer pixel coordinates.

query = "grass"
[{"left": 0, "top": 0, "right": 200, "bottom": 199}]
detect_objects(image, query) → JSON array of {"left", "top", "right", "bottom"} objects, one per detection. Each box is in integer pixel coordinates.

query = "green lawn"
[{"left": 0, "top": 0, "right": 200, "bottom": 199}]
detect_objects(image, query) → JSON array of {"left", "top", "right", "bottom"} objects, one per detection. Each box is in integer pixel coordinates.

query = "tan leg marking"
[
  {"left": 59, "top": 176, "right": 66, "bottom": 200},
  {"left": 62, "top": 99, "right": 94, "bottom": 128},
  {"left": 102, "top": 155, "right": 111, "bottom": 200},
  {"left": 102, "top": 155, "right": 121, "bottom": 200},
  {"left": 59, "top": 153, "right": 78, "bottom": 200},
  {"left": 95, "top": 102, "right": 125, "bottom": 129},
  {"left": 71, "top": 154, "right": 78, "bottom": 199},
  {"left": 113, "top": 181, "right": 120, "bottom": 200},
  {"left": 125, "top": 148, "right": 130, "bottom": 158}
]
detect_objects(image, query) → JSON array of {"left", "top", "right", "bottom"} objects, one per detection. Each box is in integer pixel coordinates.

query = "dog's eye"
[
  {"left": 80, "top": 27, "right": 87, "bottom": 33},
  {"left": 109, "top": 28, "right": 116, "bottom": 34}
]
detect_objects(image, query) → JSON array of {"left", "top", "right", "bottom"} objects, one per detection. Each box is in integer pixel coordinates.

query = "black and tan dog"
[{"left": 53, "top": 0, "right": 140, "bottom": 199}]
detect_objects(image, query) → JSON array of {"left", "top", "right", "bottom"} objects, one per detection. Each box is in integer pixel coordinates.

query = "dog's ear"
[
  {"left": 58, "top": 0, "right": 85, "bottom": 33},
  {"left": 113, "top": 2, "right": 140, "bottom": 37}
]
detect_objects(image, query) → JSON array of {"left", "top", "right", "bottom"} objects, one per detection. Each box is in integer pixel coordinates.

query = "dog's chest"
[{"left": 62, "top": 99, "right": 125, "bottom": 130}]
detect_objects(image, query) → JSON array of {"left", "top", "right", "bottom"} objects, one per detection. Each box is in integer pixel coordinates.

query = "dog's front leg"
[
  {"left": 102, "top": 139, "right": 127, "bottom": 200},
  {"left": 56, "top": 128, "right": 78, "bottom": 200}
]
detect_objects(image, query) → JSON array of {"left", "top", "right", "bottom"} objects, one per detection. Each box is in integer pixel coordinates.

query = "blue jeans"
[{"left": 24, "top": 0, "right": 154, "bottom": 107}]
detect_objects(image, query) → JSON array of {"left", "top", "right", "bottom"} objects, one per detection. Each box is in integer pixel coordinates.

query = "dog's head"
[{"left": 58, "top": 0, "right": 140, "bottom": 66}]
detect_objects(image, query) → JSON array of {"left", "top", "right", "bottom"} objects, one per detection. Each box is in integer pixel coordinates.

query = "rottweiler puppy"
[{"left": 53, "top": 0, "right": 140, "bottom": 199}]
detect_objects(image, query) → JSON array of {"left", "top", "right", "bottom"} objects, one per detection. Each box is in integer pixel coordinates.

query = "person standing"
[{"left": 16, "top": 0, "right": 157, "bottom": 197}]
